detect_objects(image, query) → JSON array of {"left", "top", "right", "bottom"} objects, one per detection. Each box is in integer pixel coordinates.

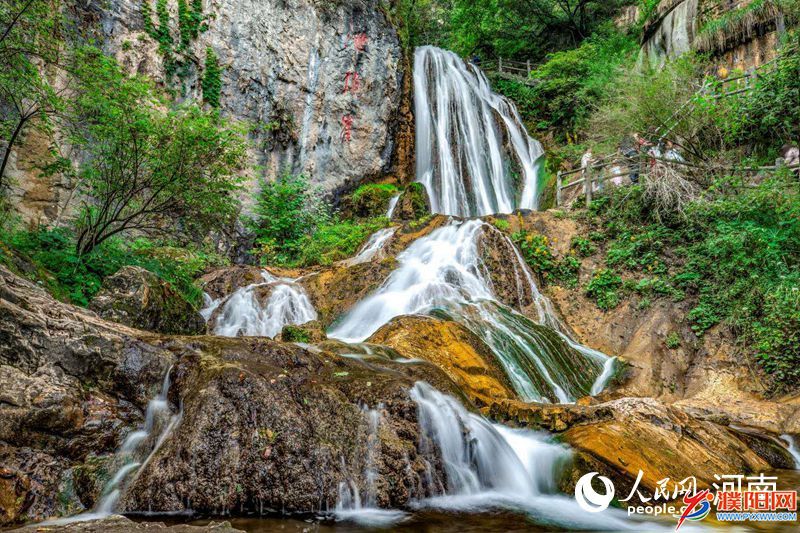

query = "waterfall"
[
  {"left": 406, "top": 382, "right": 638, "bottom": 529},
  {"left": 329, "top": 220, "right": 608, "bottom": 403},
  {"left": 781, "top": 435, "right": 800, "bottom": 468},
  {"left": 414, "top": 46, "right": 544, "bottom": 217},
  {"left": 45, "top": 367, "right": 180, "bottom": 524},
  {"left": 343, "top": 227, "right": 397, "bottom": 266},
  {"left": 335, "top": 405, "right": 409, "bottom": 527},
  {"left": 203, "top": 270, "right": 317, "bottom": 338},
  {"left": 385, "top": 194, "right": 400, "bottom": 219}
]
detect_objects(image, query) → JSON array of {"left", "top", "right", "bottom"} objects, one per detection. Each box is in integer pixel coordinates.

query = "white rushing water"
[
  {"left": 45, "top": 367, "right": 181, "bottom": 524},
  {"left": 414, "top": 46, "right": 544, "bottom": 217},
  {"left": 203, "top": 270, "right": 317, "bottom": 338},
  {"left": 781, "top": 435, "right": 800, "bottom": 468},
  {"left": 336, "top": 382, "right": 644, "bottom": 530},
  {"left": 385, "top": 194, "right": 401, "bottom": 219},
  {"left": 343, "top": 227, "right": 397, "bottom": 266},
  {"left": 329, "top": 220, "right": 610, "bottom": 403}
]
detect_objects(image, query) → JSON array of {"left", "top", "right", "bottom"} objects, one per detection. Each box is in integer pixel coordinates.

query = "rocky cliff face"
[
  {"left": 106, "top": 0, "right": 405, "bottom": 196},
  {"left": 7, "top": 0, "right": 406, "bottom": 225}
]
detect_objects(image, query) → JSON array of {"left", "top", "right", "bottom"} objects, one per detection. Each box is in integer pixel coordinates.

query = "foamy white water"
[
  {"left": 414, "top": 46, "right": 544, "bottom": 217},
  {"left": 343, "top": 227, "right": 397, "bottom": 266},
  {"left": 204, "top": 270, "right": 317, "bottom": 338},
  {"left": 329, "top": 220, "right": 607, "bottom": 402}
]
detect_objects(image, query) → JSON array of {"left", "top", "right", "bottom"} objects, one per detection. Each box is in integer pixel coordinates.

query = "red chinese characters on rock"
[
  {"left": 341, "top": 115, "right": 354, "bottom": 143},
  {"left": 343, "top": 71, "right": 360, "bottom": 94},
  {"left": 352, "top": 32, "right": 368, "bottom": 52}
]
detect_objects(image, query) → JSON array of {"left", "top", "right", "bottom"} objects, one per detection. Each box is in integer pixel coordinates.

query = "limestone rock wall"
[{"left": 6, "top": 0, "right": 406, "bottom": 225}]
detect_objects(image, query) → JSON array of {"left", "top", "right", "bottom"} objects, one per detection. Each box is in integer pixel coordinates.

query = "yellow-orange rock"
[{"left": 368, "top": 315, "right": 517, "bottom": 405}]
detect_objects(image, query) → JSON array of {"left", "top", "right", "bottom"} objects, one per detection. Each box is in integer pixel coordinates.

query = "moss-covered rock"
[
  {"left": 89, "top": 266, "right": 205, "bottom": 335},
  {"left": 350, "top": 183, "right": 400, "bottom": 218},
  {"left": 391, "top": 182, "right": 430, "bottom": 221},
  {"left": 279, "top": 321, "right": 327, "bottom": 343}
]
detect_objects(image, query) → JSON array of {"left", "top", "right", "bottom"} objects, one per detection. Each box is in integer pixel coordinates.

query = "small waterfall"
[
  {"left": 45, "top": 367, "right": 180, "bottom": 524},
  {"left": 414, "top": 46, "right": 544, "bottom": 217},
  {"left": 343, "top": 227, "right": 397, "bottom": 266},
  {"left": 781, "top": 435, "right": 800, "bottom": 468},
  {"left": 408, "top": 382, "right": 638, "bottom": 530},
  {"left": 204, "top": 270, "right": 317, "bottom": 338},
  {"left": 329, "top": 220, "right": 607, "bottom": 403},
  {"left": 335, "top": 405, "right": 408, "bottom": 527},
  {"left": 385, "top": 194, "right": 400, "bottom": 219}
]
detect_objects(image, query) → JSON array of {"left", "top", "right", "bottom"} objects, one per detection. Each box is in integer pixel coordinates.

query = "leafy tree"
[
  {"left": 68, "top": 48, "right": 247, "bottom": 256},
  {"left": 447, "top": 0, "right": 634, "bottom": 61},
  {"left": 0, "top": 0, "right": 65, "bottom": 188}
]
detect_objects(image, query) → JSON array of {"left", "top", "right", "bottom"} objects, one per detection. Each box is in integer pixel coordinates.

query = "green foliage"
[
  {"left": 403, "top": 182, "right": 431, "bottom": 220},
  {"left": 351, "top": 183, "right": 399, "bottom": 217},
  {"left": 512, "top": 230, "right": 580, "bottom": 287},
  {"left": 570, "top": 235, "right": 596, "bottom": 257},
  {"left": 202, "top": 47, "right": 222, "bottom": 108},
  {"left": 0, "top": 227, "right": 223, "bottom": 307},
  {"left": 586, "top": 268, "right": 622, "bottom": 310},
  {"left": 294, "top": 218, "right": 389, "bottom": 267},
  {"left": 715, "top": 32, "right": 800, "bottom": 152},
  {"left": 526, "top": 29, "right": 637, "bottom": 138},
  {"left": 281, "top": 325, "right": 311, "bottom": 343},
  {"left": 142, "top": 0, "right": 204, "bottom": 79},
  {"left": 665, "top": 331, "right": 681, "bottom": 349},
  {"left": 491, "top": 218, "right": 511, "bottom": 232},
  {"left": 69, "top": 47, "right": 246, "bottom": 256},
  {"left": 0, "top": 0, "right": 66, "bottom": 189},
  {"left": 446, "top": 0, "right": 634, "bottom": 62}
]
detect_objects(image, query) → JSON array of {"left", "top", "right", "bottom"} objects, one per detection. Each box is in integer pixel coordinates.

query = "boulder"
[
  {"left": 120, "top": 336, "right": 464, "bottom": 515},
  {"left": 89, "top": 266, "right": 205, "bottom": 335},
  {"left": 279, "top": 321, "right": 327, "bottom": 343},
  {"left": 368, "top": 315, "right": 517, "bottom": 405},
  {"left": 197, "top": 266, "right": 272, "bottom": 300},
  {"left": 390, "top": 183, "right": 431, "bottom": 221}
]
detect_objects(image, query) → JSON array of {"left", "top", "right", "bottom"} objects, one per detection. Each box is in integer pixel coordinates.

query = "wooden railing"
[
  {"left": 479, "top": 58, "right": 538, "bottom": 85},
  {"left": 556, "top": 155, "right": 799, "bottom": 207}
]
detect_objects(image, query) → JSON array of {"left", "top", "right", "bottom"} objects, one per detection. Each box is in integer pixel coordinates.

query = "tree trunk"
[{"left": 0, "top": 114, "right": 30, "bottom": 190}]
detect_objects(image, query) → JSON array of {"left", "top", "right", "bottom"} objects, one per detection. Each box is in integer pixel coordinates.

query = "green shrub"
[
  {"left": 512, "top": 230, "right": 579, "bottom": 287},
  {"left": 665, "top": 331, "right": 681, "bottom": 349},
  {"left": 570, "top": 235, "right": 597, "bottom": 257},
  {"left": 294, "top": 218, "right": 388, "bottom": 267},
  {"left": 0, "top": 227, "right": 222, "bottom": 306},
  {"left": 586, "top": 268, "right": 622, "bottom": 310}
]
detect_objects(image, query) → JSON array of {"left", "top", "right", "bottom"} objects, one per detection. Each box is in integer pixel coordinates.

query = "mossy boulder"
[
  {"left": 279, "top": 321, "right": 327, "bottom": 343},
  {"left": 391, "top": 182, "right": 430, "bottom": 221},
  {"left": 89, "top": 266, "right": 205, "bottom": 335},
  {"left": 350, "top": 183, "right": 400, "bottom": 218}
]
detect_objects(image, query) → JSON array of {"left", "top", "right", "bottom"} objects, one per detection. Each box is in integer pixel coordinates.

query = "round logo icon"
[{"left": 575, "top": 472, "right": 615, "bottom": 513}]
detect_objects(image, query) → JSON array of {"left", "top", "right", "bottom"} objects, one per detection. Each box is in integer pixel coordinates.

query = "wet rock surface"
[
  {"left": 10, "top": 515, "right": 244, "bottom": 532},
  {"left": 390, "top": 182, "right": 431, "bottom": 222},
  {"left": 121, "top": 336, "right": 462, "bottom": 514},
  {"left": 368, "top": 315, "right": 518, "bottom": 405},
  {"left": 90, "top": 266, "right": 205, "bottom": 335}
]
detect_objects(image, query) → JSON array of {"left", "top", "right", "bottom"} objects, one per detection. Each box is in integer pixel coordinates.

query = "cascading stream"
[
  {"left": 414, "top": 46, "right": 544, "bottom": 217},
  {"left": 202, "top": 270, "right": 317, "bottom": 338},
  {"left": 335, "top": 382, "right": 644, "bottom": 530},
  {"left": 44, "top": 367, "right": 180, "bottom": 524},
  {"left": 328, "top": 220, "right": 609, "bottom": 403}
]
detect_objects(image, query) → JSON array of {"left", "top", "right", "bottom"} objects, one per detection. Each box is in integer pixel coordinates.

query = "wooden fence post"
[
  {"left": 585, "top": 166, "right": 593, "bottom": 205},
  {"left": 556, "top": 171, "right": 562, "bottom": 207},
  {"left": 526, "top": 60, "right": 531, "bottom": 77},
  {"left": 498, "top": 57, "right": 503, "bottom": 73}
]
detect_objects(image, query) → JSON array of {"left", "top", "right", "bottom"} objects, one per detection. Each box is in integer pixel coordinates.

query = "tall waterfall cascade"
[
  {"left": 414, "top": 46, "right": 545, "bottom": 217},
  {"left": 202, "top": 270, "right": 317, "bottom": 338},
  {"left": 329, "top": 220, "right": 611, "bottom": 403}
]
